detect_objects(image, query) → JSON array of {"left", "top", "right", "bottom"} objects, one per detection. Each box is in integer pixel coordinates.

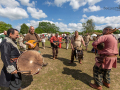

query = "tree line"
[
  {"left": 0, "top": 21, "right": 12, "bottom": 33},
  {"left": 0, "top": 20, "right": 119, "bottom": 35}
]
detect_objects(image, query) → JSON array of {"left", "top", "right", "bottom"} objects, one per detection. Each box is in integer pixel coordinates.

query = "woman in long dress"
[{"left": 59, "top": 35, "right": 62, "bottom": 48}]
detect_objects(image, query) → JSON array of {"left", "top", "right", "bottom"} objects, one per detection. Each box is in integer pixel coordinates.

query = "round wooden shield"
[{"left": 17, "top": 50, "right": 44, "bottom": 75}]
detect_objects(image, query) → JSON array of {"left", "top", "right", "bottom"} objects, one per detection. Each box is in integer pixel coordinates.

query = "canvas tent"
[
  {"left": 91, "top": 34, "right": 97, "bottom": 40},
  {"left": 91, "top": 34, "right": 120, "bottom": 40},
  {"left": 0, "top": 33, "right": 4, "bottom": 43},
  {"left": 113, "top": 34, "right": 120, "bottom": 39}
]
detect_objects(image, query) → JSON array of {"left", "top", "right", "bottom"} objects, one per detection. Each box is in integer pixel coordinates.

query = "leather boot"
[
  {"left": 55, "top": 56, "right": 58, "bottom": 59},
  {"left": 89, "top": 83, "right": 102, "bottom": 90},
  {"left": 103, "top": 81, "right": 110, "bottom": 88},
  {"left": 79, "top": 60, "right": 82, "bottom": 64},
  {"left": 43, "top": 63, "right": 48, "bottom": 66}
]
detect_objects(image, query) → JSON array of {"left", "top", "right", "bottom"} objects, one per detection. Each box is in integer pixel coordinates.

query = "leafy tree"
[
  {"left": 82, "top": 19, "right": 95, "bottom": 34},
  {"left": 37, "top": 22, "right": 59, "bottom": 33},
  {"left": 79, "top": 31, "right": 86, "bottom": 35},
  {"left": 20, "top": 23, "right": 29, "bottom": 34},
  {"left": 35, "top": 27, "right": 44, "bottom": 34},
  {"left": 94, "top": 30, "right": 103, "bottom": 33},
  {"left": 94, "top": 29, "right": 120, "bottom": 34},
  {"left": 113, "top": 30, "right": 120, "bottom": 34},
  {"left": 0, "top": 21, "right": 12, "bottom": 33},
  {"left": 59, "top": 32, "right": 71, "bottom": 35}
]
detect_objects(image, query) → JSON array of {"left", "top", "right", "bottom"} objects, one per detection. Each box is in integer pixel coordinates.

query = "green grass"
[{"left": 0, "top": 40, "right": 120, "bottom": 90}]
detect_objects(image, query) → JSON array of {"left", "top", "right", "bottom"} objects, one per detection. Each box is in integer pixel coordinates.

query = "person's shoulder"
[
  {"left": 51, "top": 36, "right": 55, "bottom": 38},
  {"left": 1, "top": 38, "right": 6, "bottom": 43},
  {"left": 102, "top": 34, "right": 111, "bottom": 37},
  {"left": 97, "top": 35, "right": 109, "bottom": 40},
  {"left": 25, "top": 33, "right": 31, "bottom": 37},
  {"left": 109, "top": 34, "right": 117, "bottom": 39},
  {"left": 0, "top": 34, "right": 4, "bottom": 37},
  {"left": 1, "top": 38, "right": 10, "bottom": 46},
  {"left": 35, "top": 33, "right": 39, "bottom": 35},
  {"left": 27, "top": 33, "right": 31, "bottom": 35}
]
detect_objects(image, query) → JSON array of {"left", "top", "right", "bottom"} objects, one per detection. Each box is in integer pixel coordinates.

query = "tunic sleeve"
[
  {"left": 81, "top": 37, "right": 84, "bottom": 42},
  {"left": 50, "top": 36, "right": 54, "bottom": 43},
  {"left": 0, "top": 34, "right": 2, "bottom": 38},
  {"left": 92, "top": 35, "right": 107, "bottom": 47}
]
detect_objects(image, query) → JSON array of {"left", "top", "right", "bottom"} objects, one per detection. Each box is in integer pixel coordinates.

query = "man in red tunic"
[
  {"left": 50, "top": 32, "right": 60, "bottom": 60},
  {"left": 89, "top": 26, "right": 118, "bottom": 90}
]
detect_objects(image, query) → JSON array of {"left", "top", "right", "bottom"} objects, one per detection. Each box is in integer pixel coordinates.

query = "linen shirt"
[
  {"left": 71, "top": 35, "right": 84, "bottom": 48},
  {"left": 0, "top": 34, "right": 6, "bottom": 41}
]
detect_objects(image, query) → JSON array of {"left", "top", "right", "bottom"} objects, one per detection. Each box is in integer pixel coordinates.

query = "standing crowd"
[{"left": 0, "top": 26, "right": 119, "bottom": 90}]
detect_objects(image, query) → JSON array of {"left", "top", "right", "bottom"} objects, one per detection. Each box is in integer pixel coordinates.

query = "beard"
[
  {"left": 102, "top": 31, "right": 107, "bottom": 35},
  {"left": 12, "top": 37, "right": 17, "bottom": 41},
  {"left": 102, "top": 32, "right": 105, "bottom": 35}
]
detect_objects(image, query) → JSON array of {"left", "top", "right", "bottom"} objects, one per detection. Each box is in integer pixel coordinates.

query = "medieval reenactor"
[
  {"left": 0, "top": 28, "right": 22, "bottom": 90},
  {"left": 50, "top": 32, "right": 60, "bottom": 60},
  {"left": 89, "top": 26, "right": 118, "bottom": 90},
  {"left": 69, "top": 31, "right": 86, "bottom": 64},
  {"left": 23, "top": 26, "right": 48, "bottom": 66}
]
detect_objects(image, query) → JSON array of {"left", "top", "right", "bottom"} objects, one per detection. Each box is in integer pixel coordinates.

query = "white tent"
[
  {"left": 113, "top": 34, "right": 120, "bottom": 39},
  {"left": 91, "top": 34, "right": 97, "bottom": 40},
  {"left": 0, "top": 33, "right": 4, "bottom": 43},
  {"left": 91, "top": 34, "right": 97, "bottom": 37}
]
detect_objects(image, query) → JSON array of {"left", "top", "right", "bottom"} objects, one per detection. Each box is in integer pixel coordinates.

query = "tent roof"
[{"left": 91, "top": 34, "right": 97, "bottom": 36}]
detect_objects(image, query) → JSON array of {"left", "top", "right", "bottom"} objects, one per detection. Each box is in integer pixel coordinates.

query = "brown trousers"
[{"left": 52, "top": 47, "right": 58, "bottom": 58}]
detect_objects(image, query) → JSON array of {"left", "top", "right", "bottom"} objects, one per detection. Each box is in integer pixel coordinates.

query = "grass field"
[{"left": 0, "top": 41, "right": 120, "bottom": 90}]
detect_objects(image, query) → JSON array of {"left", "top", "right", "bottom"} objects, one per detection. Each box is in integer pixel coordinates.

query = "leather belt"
[
  {"left": 107, "top": 55, "right": 116, "bottom": 57},
  {"left": 100, "top": 54, "right": 116, "bottom": 57},
  {"left": 10, "top": 58, "right": 18, "bottom": 63}
]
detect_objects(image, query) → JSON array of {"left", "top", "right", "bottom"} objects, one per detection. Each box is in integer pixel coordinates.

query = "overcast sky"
[{"left": 0, "top": 0, "right": 120, "bottom": 33}]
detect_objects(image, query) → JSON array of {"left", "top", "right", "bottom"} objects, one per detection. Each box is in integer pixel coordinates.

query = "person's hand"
[
  {"left": 93, "top": 46, "right": 97, "bottom": 49},
  {"left": 39, "top": 39, "right": 42, "bottom": 42},
  {"left": 29, "top": 43, "right": 34, "bottom": 48},
  {"left": 94, "top": 46, "right": 99, "bottom": 50},
  {"left": 11, "top": 70, "right": 17, "bottom": 74},
  {"left": 72, "top": 47, "right": 74, "bottom": 51},
  {"left": 54, "top": 43, "right": 56, "bottom": 45}
]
